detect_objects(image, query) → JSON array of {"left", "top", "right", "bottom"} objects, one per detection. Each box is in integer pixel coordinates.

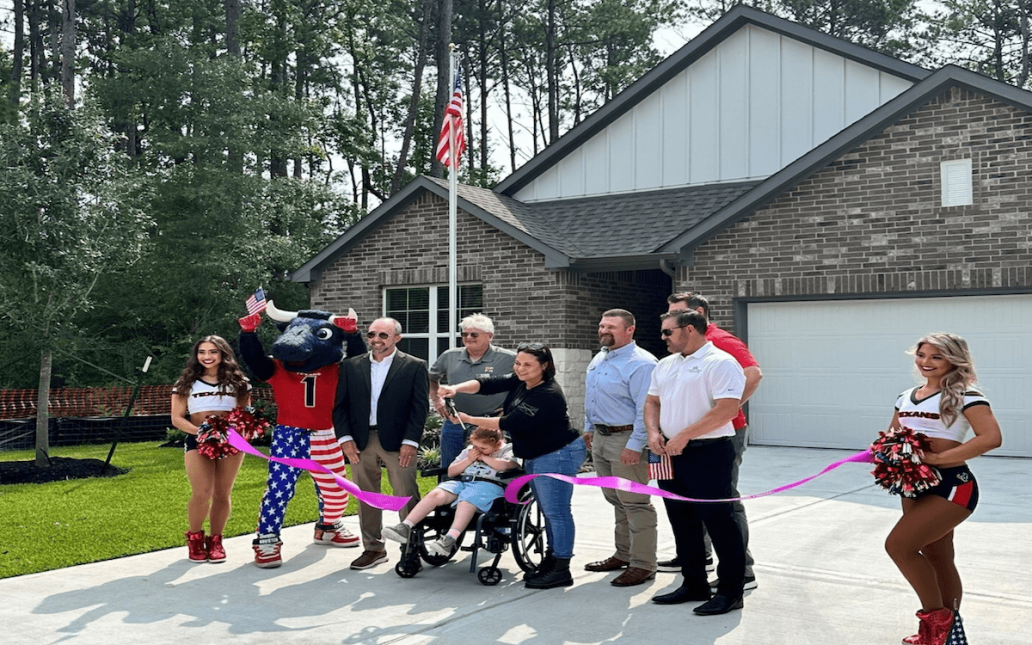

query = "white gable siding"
[{"left": 515, "top": 24, "right": 914, "bottom": 202}]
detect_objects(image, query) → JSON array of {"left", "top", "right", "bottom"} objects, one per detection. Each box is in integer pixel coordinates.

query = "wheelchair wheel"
[
  {"left": 418, "top": 527, "right": 464, "bottom": 567},
  {"left": 511, "top": 489, "right": 546, "bottom": 573},
  {"left": 478, "top": 566, "right": 503, "bottom": 586},
  {"left": 395, "top": 560, "right": 420, "bottom": 578}
]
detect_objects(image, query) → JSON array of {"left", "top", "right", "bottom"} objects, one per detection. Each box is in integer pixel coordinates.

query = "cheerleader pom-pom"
[
  {"left": 226, "top": 406, "right": 271, "bottom": 442},
  {"left": 870, "top": 426, "right": 941, "bottom": 497},
  {"left": 196, "top": 415, "right": 239, "bottom": 460}
]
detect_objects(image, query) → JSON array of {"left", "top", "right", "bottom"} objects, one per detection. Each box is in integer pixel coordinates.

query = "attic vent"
[{"left": 940, "top": 159, "right": 973, "bottom": 207}]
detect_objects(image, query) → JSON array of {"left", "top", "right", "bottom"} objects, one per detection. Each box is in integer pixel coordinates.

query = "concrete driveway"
[{"left": 3, "top": 446, "right": 1028, "bottom": 644}]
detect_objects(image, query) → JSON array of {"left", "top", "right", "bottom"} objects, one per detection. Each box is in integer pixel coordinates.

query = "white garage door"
[{"left": 747, "top": 295, "right": 1031, "bottom": 457}]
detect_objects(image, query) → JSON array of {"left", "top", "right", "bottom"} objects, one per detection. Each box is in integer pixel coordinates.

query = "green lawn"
[{"left": 0, "top": 441, "right": 436, "bottom": 579}]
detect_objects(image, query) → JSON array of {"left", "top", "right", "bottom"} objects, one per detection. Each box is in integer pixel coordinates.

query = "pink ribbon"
[
  {"left": 227, "top": 429, "right": 412, "bottom": 511},
  {"left": 504, "top": 449, "right": 877, "bottom": 504}
]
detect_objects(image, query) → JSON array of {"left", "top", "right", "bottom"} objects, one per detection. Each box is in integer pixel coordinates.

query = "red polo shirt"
[{"left": 705, "top": 323, "right": 758, "bottom": 430}]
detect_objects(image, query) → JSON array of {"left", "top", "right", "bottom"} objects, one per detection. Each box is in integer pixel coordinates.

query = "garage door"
[{"left": 746, "top": 295, "right": 1031, "bottom": 457}]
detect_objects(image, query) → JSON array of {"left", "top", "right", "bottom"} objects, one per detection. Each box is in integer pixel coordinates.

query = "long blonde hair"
[{"left": 909, "top": 332, "right": 978, "bottom": 427}]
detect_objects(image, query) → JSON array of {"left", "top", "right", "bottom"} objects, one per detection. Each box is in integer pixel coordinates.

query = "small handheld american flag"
[
  {"left": 245, "top": 287, "right": 267, "bottom": 315},
  {"left": 648, "top": 450, "right": 673, "bottom": 480}
]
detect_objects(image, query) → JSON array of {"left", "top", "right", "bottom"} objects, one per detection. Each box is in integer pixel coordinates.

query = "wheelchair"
[{"left": 394, "top": 466, "right": 546, "bottom": 585}]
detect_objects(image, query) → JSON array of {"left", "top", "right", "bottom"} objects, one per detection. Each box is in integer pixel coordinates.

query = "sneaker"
[
  {"left": 252, "top": 535, "right": 283, "bottom": 569},
  {"left": 381, "top": 523, "right": 412, "bottom": 545},
  {"left": 425, "top": 535, "right": 457, "bottom": 557},
  {"left": 657, "top": 555, "right": 714, "bottom": 573},
  {"left": 186, "top": 531, "right": 207, "bottom": 563},
  {"left": 205, "top": 534, "right": 226, "bottom": 563},
  {"left": 709, "top": 575, "right": 757, "bottom": 593},
  {"left": 314, "top": 526, "right": 360, "bottom": 548},
  {"left": 350, "top": 550, "right": 389, "bottom": 570}
]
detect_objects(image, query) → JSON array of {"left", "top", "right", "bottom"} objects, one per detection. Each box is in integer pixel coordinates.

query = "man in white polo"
[{"left": 645, "top": 309, "right": 746, "bottom": 616}]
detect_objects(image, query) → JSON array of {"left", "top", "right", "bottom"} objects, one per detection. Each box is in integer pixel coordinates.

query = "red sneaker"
[
  {"left": 185, "top": 531, "right": 207, "bottom": 563},
  {"left": 313, "top": 526, "right": 360, "bottom": 548},
  {"left": 252, "top": 535, "right": 283, "bottom": 569},
  {"left": 206, "top": 534, "right": 226, "bottom": 563}
]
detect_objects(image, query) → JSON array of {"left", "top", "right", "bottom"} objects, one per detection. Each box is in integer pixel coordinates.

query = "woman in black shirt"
[{"left": 438, "top": 342, "right": 586, "bottom": 589}]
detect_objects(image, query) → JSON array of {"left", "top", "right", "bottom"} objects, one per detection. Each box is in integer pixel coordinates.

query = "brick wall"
[
  {"left": 311, "top": 191, "right": 570, "bottom": 347},
  {"left": 678, "top": 87, "right": 1032, "bottom": 329}
]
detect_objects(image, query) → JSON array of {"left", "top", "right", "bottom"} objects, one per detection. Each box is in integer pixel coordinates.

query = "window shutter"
[{"left": 940, "top": 159, "right": 973, "bottom": 207}]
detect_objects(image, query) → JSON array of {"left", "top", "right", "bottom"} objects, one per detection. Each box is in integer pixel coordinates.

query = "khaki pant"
[
  {"left": 353, "top": 430, "right": 421, "bottom": 551},
  {"left": 592, "top": 431, "right": 657, "bottom": 570}
]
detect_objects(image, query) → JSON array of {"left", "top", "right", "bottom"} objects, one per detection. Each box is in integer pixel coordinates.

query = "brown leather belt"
[{"left": 595, "top": 424, "right": 633, "bottom": 436}]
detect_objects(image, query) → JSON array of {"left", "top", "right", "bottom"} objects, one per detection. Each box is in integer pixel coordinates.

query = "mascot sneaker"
[
  {"left": 253, "top": 534, "right": 283, "bottom": 568},
  {"left": 314, "top": 525, "right": 360, "bottom": 548}
]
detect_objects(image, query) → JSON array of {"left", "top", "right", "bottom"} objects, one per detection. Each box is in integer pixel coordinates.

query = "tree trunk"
[
  {"left": 478, "top": 0, "right": 489, "bottom": 173},
  {"left": 431, "top": 0, "right": 453, "bottom": 178},
  {"left": 10, "top": 0, "right": 24, "bottom": 107},
  {"left": 498, "top": 0, "right": 515, "bottom": 172},
  {"left": 35, "top": 348, "right": 52, "bottom": 467},
  {"left": 48, "top": 0, "right": 61, "bottom": 85},
  {"left": 28, "top": 0, "right": 43, "bottom": 89},
  {"left": 225, "top": 0, "right": 241, "bottom": 56},
  {"left": 60, "top": 0, "right": 75, "bottom": 107},
  {"left": 391, "top": 0, "right": 432, "bottom": 194},
  {"left": 546, "top": 0, "right": 558, "bottom": 144}
]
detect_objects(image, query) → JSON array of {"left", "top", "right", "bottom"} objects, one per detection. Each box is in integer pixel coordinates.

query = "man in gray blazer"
[{"left": 333, "top": 317, "right": 429, "bottom": 570}]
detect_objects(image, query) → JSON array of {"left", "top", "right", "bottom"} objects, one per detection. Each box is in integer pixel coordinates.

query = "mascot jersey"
[{"left": 266, "top": 362, "right": 339, "bottom": 430}]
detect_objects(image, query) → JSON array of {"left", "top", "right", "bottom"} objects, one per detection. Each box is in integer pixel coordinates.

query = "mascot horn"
[{"left": 238, "top": 300, "right": 366, "bottom": 569}]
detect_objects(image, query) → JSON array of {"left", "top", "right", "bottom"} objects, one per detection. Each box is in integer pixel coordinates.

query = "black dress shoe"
[
  {"left": 652, "top": 586, "right": 712, "bottom": 605},
  {"left": 693, "top": 594, "right": 744, "bottom": 615}
]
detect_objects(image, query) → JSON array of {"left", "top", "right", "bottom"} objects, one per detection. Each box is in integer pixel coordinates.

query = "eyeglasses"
[
  {"left": 517, "top": 342, "right": 545, "bottom": 352},
  {"left": 660, "top": 326, "right": 688, "bottom": 337},
  {"left": 460, "top": 332, "right": 481, "bottom": 339},
  {"left": 366, "top": 331, "right": 391, "bottom": 340}
]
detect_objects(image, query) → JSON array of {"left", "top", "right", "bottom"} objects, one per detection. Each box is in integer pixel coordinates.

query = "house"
[{"left": 294, "top": 6, "right": 1032, "bottom": 457}]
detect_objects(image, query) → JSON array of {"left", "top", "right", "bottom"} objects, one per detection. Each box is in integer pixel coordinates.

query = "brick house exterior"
[
  {"left": 296, "top": 8, "right": 1031, "bottom": 454},
  {"left": 681, "top": 87, "right": 1032, "bottom": 328},
  {"left": 309, "top": 189, "right": 671, "bottom": 427}
]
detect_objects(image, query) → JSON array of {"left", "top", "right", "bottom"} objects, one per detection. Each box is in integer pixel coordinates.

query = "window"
[
  {"left": 384, "top": 284, "right": 484, "bottom": 363},
  {"left": 941, "top": 159, "right": 973, "bottom": 207}
]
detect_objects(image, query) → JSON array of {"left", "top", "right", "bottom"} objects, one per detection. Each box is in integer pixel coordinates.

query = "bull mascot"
[{"left": 238, "top": 301, "right": 366, "bottom": 569}]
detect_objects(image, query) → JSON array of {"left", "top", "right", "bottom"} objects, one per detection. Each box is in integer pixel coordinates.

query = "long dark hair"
[{"left": 172, "top": 335, "right": 249, "bottom": 404}]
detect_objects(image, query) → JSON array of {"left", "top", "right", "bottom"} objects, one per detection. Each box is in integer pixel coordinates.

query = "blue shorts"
[
  {"left": 919, "top": 465, "right": 979, "bottom": 511},
  {"left": 184, "top": 434, "right": 199, "bottom": 453},
  {"left": 436, "top": 480, "right": 505, "bottom": 513}
]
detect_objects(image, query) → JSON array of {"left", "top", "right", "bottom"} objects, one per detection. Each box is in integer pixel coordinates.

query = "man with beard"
[{"left": 582, "top": 309, "right": 659, "bottom": 587}]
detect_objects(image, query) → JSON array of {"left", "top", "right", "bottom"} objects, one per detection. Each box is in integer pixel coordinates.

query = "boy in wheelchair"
[{"left": 383, "top": 427, "right": 519, "bottom": 556}]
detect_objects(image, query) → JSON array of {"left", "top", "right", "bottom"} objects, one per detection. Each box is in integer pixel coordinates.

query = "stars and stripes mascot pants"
[{"left": 238, "top": 301, "right": 366, "bottom": 568}]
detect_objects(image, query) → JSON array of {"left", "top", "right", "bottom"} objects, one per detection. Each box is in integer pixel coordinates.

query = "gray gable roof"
[
  {"left": 658, "top": 64, "right": 1032, "bottom": 256},
  {"left": 427, "top": 177, "right": 763, "bottom": 270},
  {"left": 494, "top": 4, "right": 930, "bottom": 197}
]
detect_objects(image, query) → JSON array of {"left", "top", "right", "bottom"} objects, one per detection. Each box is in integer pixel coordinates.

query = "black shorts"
[
  {"left": 184, "top": 434, "right": 199, "bottom": 453},
  {"left": 919, "top": 465, "right": 979, "bottom": 511}
]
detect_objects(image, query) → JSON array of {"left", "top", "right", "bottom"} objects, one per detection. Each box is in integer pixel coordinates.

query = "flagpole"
[{"left": 448, "top": 43, "right": 458, "bottom": 350}]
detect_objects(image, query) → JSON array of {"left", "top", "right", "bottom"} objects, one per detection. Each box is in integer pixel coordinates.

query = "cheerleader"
[
  {"left": 884, "top": 333, "right": 1001, "bottom": 644},
  {"left": 171, "top": 335, "right": 251, "bottom": 563}
]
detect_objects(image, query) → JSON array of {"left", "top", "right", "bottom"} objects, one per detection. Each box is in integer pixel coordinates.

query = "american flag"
[
  {"left": 435, "top": 65, "right": 466, "bottom": 169},
  {"left": 245, "top": 287, "right": 267, "bottom": 315},
  {"left": 648, "top": 450, "right": 673, "bottom": 480}
]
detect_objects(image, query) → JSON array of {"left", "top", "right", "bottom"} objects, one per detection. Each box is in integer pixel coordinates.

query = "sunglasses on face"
[
  {"left": 366, "top": 331, "right": 392, "bottom": 340},
  {"left": 517, "top": 342, "right": 545, "bottom": 352},
  {"left": 660, "top": 326, "right": 688, "bottom": 337},
  {"left": 461, "top": 332, "right": 481, "bottom": 339}
]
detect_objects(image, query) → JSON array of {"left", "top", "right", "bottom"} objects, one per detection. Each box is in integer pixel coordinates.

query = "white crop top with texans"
[
  {"left": 894, "top": 387, "right": 990, "bottom": 443},
  {"left": 176, "top": 379, "right": 249, "bottom": 415}
]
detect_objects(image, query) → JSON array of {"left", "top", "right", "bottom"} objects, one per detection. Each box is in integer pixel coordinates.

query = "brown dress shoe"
[
  {"left": 611, "top": 567, "right": 657, "bottom": 587},
  {"left": 584, "top": 556, "right": 629, "bottom": 572},
  {"left": 350, "top": 550, "right": 388, "bottom": 570}
]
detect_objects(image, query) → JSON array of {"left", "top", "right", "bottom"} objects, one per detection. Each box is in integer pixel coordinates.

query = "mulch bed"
[{"left": 0, "top": 457, "right": 130, "bottom": 485}]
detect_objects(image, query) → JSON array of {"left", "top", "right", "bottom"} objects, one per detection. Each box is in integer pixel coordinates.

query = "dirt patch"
[{"left": 0, "top": 457, "right": 130, "bottom": 485}]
